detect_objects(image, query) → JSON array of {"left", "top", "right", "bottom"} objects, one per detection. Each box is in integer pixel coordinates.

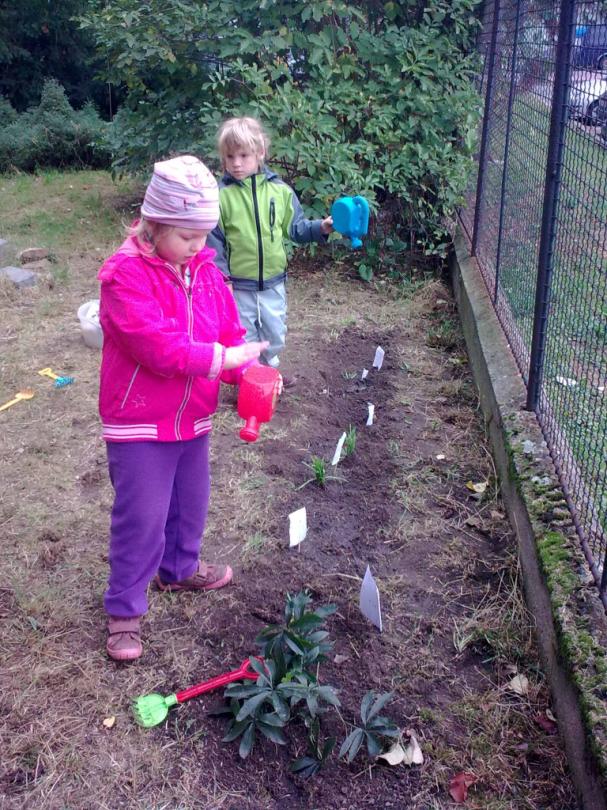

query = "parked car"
[
  {"left": 569, "top": 72, "right": 607, "bottom": 124},
  {"left": 572, "top": 24, "right": 607, "bottom": 70}
]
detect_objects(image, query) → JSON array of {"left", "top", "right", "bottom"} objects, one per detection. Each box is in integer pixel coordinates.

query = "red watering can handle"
[{"left": 175, "top": 658, "right": 262, "bottom": 703}]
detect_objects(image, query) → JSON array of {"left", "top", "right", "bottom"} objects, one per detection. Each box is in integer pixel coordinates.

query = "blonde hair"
[
  {"left": 128, "top": 218, "right": 174, "bottom": 254},
  {"left": 217, "top": 117, "right": 270, "bottom": 165}
]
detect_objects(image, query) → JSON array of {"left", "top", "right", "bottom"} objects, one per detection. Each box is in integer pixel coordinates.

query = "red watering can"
[{"left": 237, "top": 365, "right": 281, "bottom": 442}]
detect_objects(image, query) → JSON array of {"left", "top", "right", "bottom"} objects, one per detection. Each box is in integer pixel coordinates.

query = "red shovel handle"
[{"left": 175, "top": 657, "right": 261, "bottom": 704}]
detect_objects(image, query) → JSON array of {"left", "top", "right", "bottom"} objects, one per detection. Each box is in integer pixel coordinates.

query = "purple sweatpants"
[{"left": 104, "top": 434, "right": 210, "bottom": 618}]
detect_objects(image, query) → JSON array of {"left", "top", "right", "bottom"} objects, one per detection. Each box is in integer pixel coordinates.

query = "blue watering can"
[{"left": 331, "top": 195, "right": 370, "bottom": 249}]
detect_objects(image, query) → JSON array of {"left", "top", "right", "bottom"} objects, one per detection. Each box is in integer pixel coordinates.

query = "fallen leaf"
[
  {"left": 490, "top": 510, "right": 504, "bottom": 520},
  {"left": 546, "top": 708, "right": 556, "bottom": 722},
  {"left": 102, "top": 716, "right": 116, "bottom": 729},
  {"left": 449, "top": 771, "right": 477, "bottom": 803},
  {"left": 534, "top": 712, "right": 558, "bottom": 735},
  {"left": 378, "top": 741, "right": 406, "bottom": 765},
  {"left": 466, "top": 481, "right": 487, "bottom": 494},
  {"left": 333, "top": 654, "right": 349, "bottom": 665},
  {"left": 402, "top": 732, "right": 424, "bottom": 765},
  {"left": 507, "top": 673, "right": 530, "bottom": 696}
]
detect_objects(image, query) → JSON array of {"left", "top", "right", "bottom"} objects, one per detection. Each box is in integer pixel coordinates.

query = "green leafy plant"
[
  {"left": 290, "top": 717, "right": 336, "bottom": 779},
  {"left": 212, "top": 591, "right": 340, "bottom": 760},
  {"left": 256, "top": 590, "right": 336, "bottom": 671},
  {"left": 213, "top": 657, "right": 290, "bottom": 758},
  {"left": 343, "top": 426, "right": 357, "bottom": 457},
  {"left": 339, "top": 691, "right": 399, "bottom": 762}
]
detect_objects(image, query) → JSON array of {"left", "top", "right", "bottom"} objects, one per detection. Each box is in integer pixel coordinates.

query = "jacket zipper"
[
  {"left": 269, "top": 197, "right": 275, "bottom": 243},
  {"left": 251, "top": 174, "right": 264, "bottom": 291},
  {"left": 166, "top": 261, "right": 194, "bottom": 440}
]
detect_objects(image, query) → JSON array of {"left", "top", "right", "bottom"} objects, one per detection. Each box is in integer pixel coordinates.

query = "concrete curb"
[{"left": 450, "top": 227, "right": 607, "bottom": 810}]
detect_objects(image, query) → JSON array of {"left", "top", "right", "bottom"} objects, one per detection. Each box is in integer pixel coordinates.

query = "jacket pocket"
[{"left": 120, "top": 364, "right": 141, "bottom": 410}]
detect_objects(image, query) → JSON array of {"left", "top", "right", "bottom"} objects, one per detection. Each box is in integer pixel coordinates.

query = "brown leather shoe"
[
  {"left": 106, "top": 616, "right": 142, "bottom": 661},
  {"left": 154, "top": 560, "right": 233, "bottom": 592}
]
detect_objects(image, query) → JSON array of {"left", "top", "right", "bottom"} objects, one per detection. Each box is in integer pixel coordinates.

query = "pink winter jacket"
[{"left": 98, "top": 236, "right": 249, "bottom": 442}]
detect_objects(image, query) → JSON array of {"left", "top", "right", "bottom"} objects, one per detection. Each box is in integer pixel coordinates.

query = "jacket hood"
[{"left": 98, "top": 234, "right": 217, "bottom": 281}]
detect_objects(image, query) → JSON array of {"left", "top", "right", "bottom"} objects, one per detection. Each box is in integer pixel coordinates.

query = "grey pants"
[{"left": 233, "top": 283, "right": 287, "bottom": 367}]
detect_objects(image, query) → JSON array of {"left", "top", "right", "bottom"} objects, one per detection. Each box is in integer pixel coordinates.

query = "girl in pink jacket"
[{"left": 99, "top": 155, "right": 268, "bottom": 662}]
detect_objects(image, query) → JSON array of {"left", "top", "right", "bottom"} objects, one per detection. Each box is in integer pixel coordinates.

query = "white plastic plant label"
[
  {"left": 332, "top": 432, "right": 347, "bottom": 466},
  {"left": 361, "top": 368, "right": 369, "bottom": 380},
  {"left": 289, "top": 507, "right": 307, "bottom": 548},
  {"left": 373, "top": 346, "right": 385, "bottom": 370},
  {"left": 366, "top": 403, "right": 375, "bottom": 426},
  {"left": 359, "top": 565, "right": 382, "bottom": 631}
]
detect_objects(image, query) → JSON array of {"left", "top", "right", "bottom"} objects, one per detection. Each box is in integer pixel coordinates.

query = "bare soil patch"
[{"left": 0, "top": 178, "right": 576, "bottom": 809}]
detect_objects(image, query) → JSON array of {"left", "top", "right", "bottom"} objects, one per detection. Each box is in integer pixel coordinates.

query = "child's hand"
[
  {"left": 224, "top": 341, "right": 269, "bottom": 369},
  {"left": 321, "top": 216, "right": 333, "bottom": 235}
]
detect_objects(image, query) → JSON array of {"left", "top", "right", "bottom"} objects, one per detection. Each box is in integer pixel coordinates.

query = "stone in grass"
[
  {"left": 18, "top": 247, "right": 50, "bottom": 264},
  {"left": 0, "top": 265, "right": 38, "bottom": 288}
]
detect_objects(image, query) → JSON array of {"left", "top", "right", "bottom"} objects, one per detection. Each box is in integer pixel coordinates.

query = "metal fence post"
[
  {"left": 494, "top": 0, "right": 521, "bottom": 302},
  {"left": 471, "top": 0, "right": 501, "bottom": 257},
  {"left": 526, "top": 0, "right": 575, "bottom": 410}
]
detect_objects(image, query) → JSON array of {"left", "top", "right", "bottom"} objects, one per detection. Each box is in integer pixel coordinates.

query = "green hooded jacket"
[{"left": 207, "top": 167, "right": 326, "bottom": 291}]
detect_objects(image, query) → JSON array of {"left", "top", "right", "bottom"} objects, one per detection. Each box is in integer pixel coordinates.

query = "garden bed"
[{"left": 0, "top": 172, "right": 576, "bottom": 809}]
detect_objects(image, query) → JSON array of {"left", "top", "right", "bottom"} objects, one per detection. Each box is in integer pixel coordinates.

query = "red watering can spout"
[
  {"left": 237, "top": 365, "right": 281, "bottom": 443},
  {"left": 240, "top": 414, "right": 260, "bottom": 442}
]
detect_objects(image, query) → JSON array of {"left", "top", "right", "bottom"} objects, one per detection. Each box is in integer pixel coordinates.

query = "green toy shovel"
[{"left": 132, "top": 658, "right": 260, "bottom": 727}]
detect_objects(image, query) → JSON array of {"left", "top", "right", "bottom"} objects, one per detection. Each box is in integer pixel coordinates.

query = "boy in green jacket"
[{"left": 207, "top": 117, "right": 333, "bottom": 388}]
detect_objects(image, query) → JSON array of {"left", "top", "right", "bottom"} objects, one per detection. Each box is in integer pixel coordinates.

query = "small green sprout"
[
  {"left": 343, "top": 425, "right": 357, "bottom": 456},
  {"left": 297, "top": 456, "right": 344, "bottom": 489}
]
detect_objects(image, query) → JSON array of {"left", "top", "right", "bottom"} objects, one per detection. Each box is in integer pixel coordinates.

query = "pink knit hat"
[{"left": 141, "top": 155, "right": 219, "bottom": 230}]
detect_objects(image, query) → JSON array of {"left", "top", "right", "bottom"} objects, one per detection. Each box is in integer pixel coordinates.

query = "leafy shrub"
[
  {"left": 211, "top": 591, "right": 340, "bottom": 760},
  {"left": 0, "top": 79, "right": 111, "bottom": 172},
  {"left": 82, "top": 0, "right": 481, "bottom": 253},
  {"left": 339, "top": 691, "right": 399, "bottom": 762},
  {"left": 211, "top": 590, "right": 401, "bottom": 776},
  {"left": 0, "top": 96, "right": 17, "bottom": 127}
]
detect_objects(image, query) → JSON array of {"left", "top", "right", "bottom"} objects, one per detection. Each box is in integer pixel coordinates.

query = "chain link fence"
[{"left": 460, "top": 0, "right": 607, "bottom": 608}]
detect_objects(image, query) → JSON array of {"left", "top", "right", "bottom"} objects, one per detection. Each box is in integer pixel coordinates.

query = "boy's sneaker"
[
  {"left": 106, "top": 616, "right": 142, "bottom": 662},
  {"left": 154, "top": 560, "right": 233, "bottom": 592}
]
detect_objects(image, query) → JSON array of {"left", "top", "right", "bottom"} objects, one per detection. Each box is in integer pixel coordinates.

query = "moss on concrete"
[{"left": 500, "top": 413, "right": 607, "bottom": 782}]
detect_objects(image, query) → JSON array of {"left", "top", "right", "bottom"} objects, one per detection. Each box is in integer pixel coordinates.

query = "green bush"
[
  {"left": 0, "top": 79, "right": 111, "bottom": 172},
  {"left": 0, "top": 96, "right": 18, "bottom": 127},
  {"left": 82, "top": 0, "right": 481, "bottom": 253}
]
